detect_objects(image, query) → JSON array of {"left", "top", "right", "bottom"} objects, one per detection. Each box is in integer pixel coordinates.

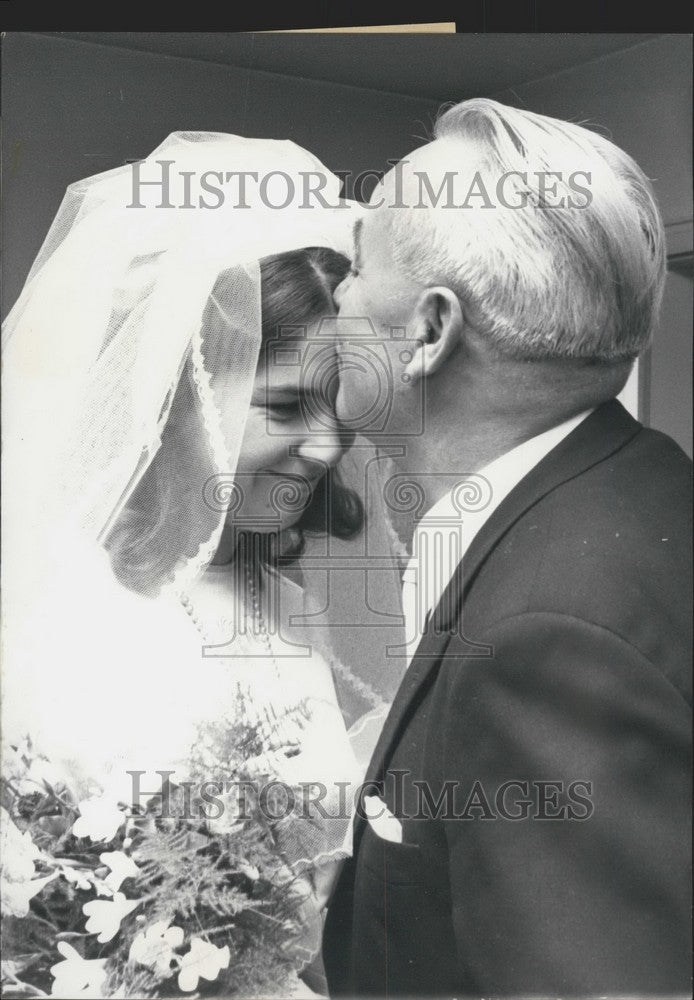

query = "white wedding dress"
[{"left": 2, "top": 539, "right": 371, "bottom": 835}]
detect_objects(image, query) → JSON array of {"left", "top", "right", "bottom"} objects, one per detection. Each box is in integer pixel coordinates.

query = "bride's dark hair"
[{"left": 106, "top": 246, "right": 362, "bottom": 593}]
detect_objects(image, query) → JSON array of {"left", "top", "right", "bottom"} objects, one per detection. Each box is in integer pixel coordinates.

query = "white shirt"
[{"left": 401, "top": 410, "right": 593, "bottom": 663}]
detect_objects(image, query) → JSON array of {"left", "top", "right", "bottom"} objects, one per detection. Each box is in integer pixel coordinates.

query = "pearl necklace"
[
  {"left": 244, "top": 561, "right": 280, "bottom": 673},
  {"left": 180, "top": 560, "right": 385, "bottom": 713},
  {"left": 179, "top": 560, "right": 299, "bottom": 755},
  {"left": 179, "top": 561, "right": 278, "bottom": 672}
]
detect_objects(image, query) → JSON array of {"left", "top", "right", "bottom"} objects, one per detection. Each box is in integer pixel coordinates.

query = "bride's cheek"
[{"left": 236, "top": 410, "right": 267, "bottom": 465}]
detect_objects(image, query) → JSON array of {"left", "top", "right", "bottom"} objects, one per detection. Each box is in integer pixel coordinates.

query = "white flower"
[
  {"left": 72, "top": 795, "right": 126, "bottom": 842},
  {"left": 82, "top": 892, "right": 138, "bottom": 943},
  {"left": 2, "top": 960, "right": 21, "bottom": 980},
  {"left": 0, "top": 809, "right": 56, "bottom": 915},
  {"left": 60, "top": 864, "right": 94, "bottom": 892},
  {"left": 177, "top": 937, "right": 230, "bottom": 992},
  {"left": 2, "top": 871, "right": 58, "bottom": 918},
  {"left": 0, "top": 807, "right": 42, "bottom": 882},
  {"left": 237, "top": 860, "right": 260, "bottom": 881},
  {"left": 59, "top": 863, "right": 113, "bottom": 897},
  {"left": 99, "top": 850, "right": 140, "bottom": 893},
  {"left": 2, "top": 742, "right": 29, "bottom": 784},
  {"left": 206, "top": 784, "right": 246, "bottom": 836},
  {"left": 93, "top": 877, "right": 115, "bottom": 897},
  {"left": 50, "top": 941, "right": 107, "bottom": 998},
  {"left": 129, "top": 920, "right": 184, "bottom": 978}
]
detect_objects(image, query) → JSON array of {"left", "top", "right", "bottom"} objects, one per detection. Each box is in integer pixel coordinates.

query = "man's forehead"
[
  {"left": 380, "top": 140, "right": 444, "bottom": 189},
  {"left": 354, "top": 205, "right": 393, "bottom": 260}
]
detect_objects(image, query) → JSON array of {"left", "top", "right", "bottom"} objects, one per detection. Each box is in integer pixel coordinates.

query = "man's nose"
[{"left": 332, "top": 276, "right": 348, "bottom": 309}]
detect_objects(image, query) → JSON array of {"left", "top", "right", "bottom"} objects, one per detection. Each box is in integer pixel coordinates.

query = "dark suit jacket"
[{"left": 323, "top": 401, "right": 692, "bottom": 998}]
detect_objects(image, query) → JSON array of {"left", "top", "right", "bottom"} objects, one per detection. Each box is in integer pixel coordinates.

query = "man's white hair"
[{"left": 389, "top": 98, "right": 666, "bottom": 362}]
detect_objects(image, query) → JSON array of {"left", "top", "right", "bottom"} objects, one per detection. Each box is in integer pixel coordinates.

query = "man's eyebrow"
[{"left": 352, "top": 218, "right": 363, "bottom": 269}]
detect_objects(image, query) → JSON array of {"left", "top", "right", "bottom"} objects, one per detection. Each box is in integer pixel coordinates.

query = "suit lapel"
[{"left": 355, "top": 401, "right": 641, "bottom": 848}]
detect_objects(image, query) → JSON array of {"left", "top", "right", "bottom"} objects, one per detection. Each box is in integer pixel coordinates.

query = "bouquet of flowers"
[{"left": 1, "top": 706, "right": 324, "bottom": 1000}]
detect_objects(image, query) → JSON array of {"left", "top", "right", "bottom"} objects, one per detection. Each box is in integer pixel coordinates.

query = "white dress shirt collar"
[{"left": 401, "top": 409, "right": 594, "bottom": 662}]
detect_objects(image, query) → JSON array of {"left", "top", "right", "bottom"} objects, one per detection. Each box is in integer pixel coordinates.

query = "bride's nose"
[{"left": 296, "top": 425, "right": 347, "bottom": 471}]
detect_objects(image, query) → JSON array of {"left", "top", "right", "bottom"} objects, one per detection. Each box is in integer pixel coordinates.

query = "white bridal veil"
[
  {"left": 1, "top": 132, "right": 365, "bottom": 787},
  {"left": 3, "top": 132, "right": 359, "bottom": 590}
]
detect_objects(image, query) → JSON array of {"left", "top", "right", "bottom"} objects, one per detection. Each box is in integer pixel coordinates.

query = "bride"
[{"left": 1, "top": 133, "right": 389, "bottom": 996}]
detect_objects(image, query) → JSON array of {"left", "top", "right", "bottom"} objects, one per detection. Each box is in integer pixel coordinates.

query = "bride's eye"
[{"left": 267, "top": 400, "right": 301, "bottom": 419}]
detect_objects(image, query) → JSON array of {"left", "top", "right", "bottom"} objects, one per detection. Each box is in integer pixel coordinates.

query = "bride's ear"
[{"left": 403, "top": 287, "right": 464, "bottom": 381}]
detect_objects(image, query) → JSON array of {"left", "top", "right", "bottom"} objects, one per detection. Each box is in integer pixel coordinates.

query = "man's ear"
[{"left": 404, "top": 287, "right": 464, "bottom": 380}]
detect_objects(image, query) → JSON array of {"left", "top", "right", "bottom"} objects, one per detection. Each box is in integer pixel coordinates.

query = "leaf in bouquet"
[
  {"left": 197, "top": 884, "right": 255, "bottom": 919},
  {"left": 188, "top": 710, "right": 265, "bottom": 779},
  {"left": 14, "top": 757, "right": 75, "bottom": 801},
  {"left": 32, "top": 813, "right": 73, "bottom": 844},
  {"left": 32, "top": 874, "right": 87, "bottom": 938},
  {"left": 103, "top": 962, "right": 160, "bottom": 1000},
  {"left": 209, "top": 914, "right": 297, "bottom": 999},
  {"left": 130, "top": 827, "right": 200, "bottom": 884},
  {"left": 124, "top": 811, "right": 156, "bottom": 842},
  {"left": 125, "top": 826, "right": 223, "bottom": 924},
  {"left": 1, "top": 913, "right": 58, "bottom": 959}
]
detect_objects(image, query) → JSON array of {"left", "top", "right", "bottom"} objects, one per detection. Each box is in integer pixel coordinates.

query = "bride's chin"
[{"left": 279, "top": 508, "right": 306, "bottom": 531}]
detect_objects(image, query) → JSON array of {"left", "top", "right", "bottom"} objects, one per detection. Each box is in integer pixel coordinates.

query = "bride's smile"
[{"left": 232, "top": 315, "right": 349, "bottom": 532}]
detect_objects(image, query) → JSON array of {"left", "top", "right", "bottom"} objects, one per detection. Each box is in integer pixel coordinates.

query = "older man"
[{"left": 323, "top": 99, "right": 691, "bottom": 997}]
